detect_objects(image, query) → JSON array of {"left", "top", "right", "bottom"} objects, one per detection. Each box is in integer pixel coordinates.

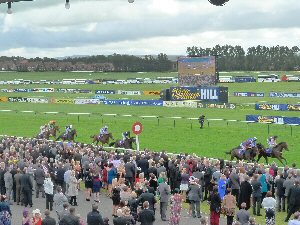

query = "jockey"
[
  {"left": 240, "top": 137, "right": 256, "bottom": 155},
  {"left": 267, "top": 135, "right": 278, "bottom": 151},
  {"left": 48, "top": 120, "right": 56, "bottom": 130},
  {"left": 122, "top": 131, "right": 130, "bottom": 142},
  {"left": 250, "top": 137, "right": 257, "bottom": 148},
  {"left": 39, "top": 124, "right": 47, "bottom": 135},
  {"left": 99, "top": 125, "right": 109, "bottom": 138},
  {"left": 65, "top": 125, "right": 72, "bottom": 135}
]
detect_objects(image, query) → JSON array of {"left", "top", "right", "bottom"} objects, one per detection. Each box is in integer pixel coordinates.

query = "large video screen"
[{"left": 178, "top": 56, "right": 216, "bottom": 86}]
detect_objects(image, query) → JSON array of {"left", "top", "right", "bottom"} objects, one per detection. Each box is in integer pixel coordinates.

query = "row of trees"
[
  {"left": 0, "top": 53, "right": 174, "bottom": 72},
  {"left": 186, "top": 45, "right": 300, "bottom": 71},
  {"left": 63, "top": 53, "right": 173, "bottom": 72},
  {"left": 2, "top": 45, "right": 300, "bottom": 72}
]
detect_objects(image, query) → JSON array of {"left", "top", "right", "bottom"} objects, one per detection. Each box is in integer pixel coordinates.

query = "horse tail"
[
  {"left": 109, "top": 142, "right": 115, "bottom": 147},
  {"left": 90, "top": 135, "right": 95, "bottom": 138},
  {"left": 225, "top": 151, "right": 232, "bottom": 155}
]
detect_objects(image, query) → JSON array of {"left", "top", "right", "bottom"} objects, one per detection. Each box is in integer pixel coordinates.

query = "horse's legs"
[
  {"left": 264, "top": 156, "right": 269, "bottom": 165},
  {"left": 277, "top": 157, "right": 285, "bottom": 166},
  {"left": 281, "top": 156, "right": 288, "bottom": 165},
  {"left": 257, "top": 154, "right": 261, "bottom": 163}
]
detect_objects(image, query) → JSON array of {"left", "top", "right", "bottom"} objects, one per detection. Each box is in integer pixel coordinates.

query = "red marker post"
[{"left": 132, "top": 121, "right": 143, "bottom": 151}]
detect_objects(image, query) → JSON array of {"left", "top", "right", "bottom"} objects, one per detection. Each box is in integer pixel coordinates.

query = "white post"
[{"left": 136, "top": 135, "right": 140, "bottom": 151}]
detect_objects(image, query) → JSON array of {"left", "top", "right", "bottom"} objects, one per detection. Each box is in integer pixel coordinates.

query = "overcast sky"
[{"left": 0, "top": 0, "right": 300, "bottom": 58}]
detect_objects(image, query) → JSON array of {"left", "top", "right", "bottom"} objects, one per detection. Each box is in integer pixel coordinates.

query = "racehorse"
[
  {"left": 257, "top": 142, "right": 289, "bottom": 165},
  {"left": 49, "top": 125, "right": 60, "bottom": 138},
  {"left": 35, "top": 125, "right": 60, "bottom": 140},
  {"left": 109, "top": 137, "right": 136, "bottom": 149},
  {"left": 225, "top": 146, "right": 258, "bottom": 162},
  {"left": 90, "top": 133, "right": 114, "bottom": 146},
  {"left": 56, "top": 129, "right": 77, "bottom": 142}
]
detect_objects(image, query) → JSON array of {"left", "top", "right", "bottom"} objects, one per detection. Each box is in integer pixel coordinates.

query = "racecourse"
[{"left": 0, "top": 71, "right": 299, "bottom": 165}]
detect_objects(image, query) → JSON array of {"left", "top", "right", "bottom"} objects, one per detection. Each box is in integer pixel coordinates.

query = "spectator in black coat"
[
  {"left": 238, "top": 176, "right": 252, "bottom": 210},
  {"left": 125, "top": 161, "right": 136, "bottom": 190},
  {"left": 41, "top": 210, "right": 56, "bottom": 225},
  {"left": 148, "top": 162, "right": 157, "bottom": 178},
  {"left": 137, "top": 155, "right": 149, "bottom": 179},
  {"left": 275, "top": 173, "right": 285, "bottom": 212},
  {"left": 137, "top": 189, "right": 157, "bottom": 213},
  {"left": 251, "top": 174, "right": 262, "bottom": 216},
  {"left": 55, "top": 164, "right": 66, "bottom": 192},
  {"left": 20, "top": 167, "right": 33, "bottom": 207},
  {"left": 138, "top": 201, "right": 155, "bottom": 225},
  {"left": 285, "top": 180, "right": 300, "bottom": 222},
  {"left": 87, "top": 204, "right": 105, "bottom": 225},
  {"left": 59, "top": 207, "right": 80, "bottom": 225},
  {"left": 0, "top": 162, "right": 6, "bottom": 195}
]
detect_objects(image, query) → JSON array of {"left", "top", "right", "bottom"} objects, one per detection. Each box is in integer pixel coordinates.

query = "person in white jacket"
[
  {"left": 43, "top": 173, "right": 54, "bottom": 211},
  {"left": 262, "top": 191, "right": 277, "bottom": 225}
]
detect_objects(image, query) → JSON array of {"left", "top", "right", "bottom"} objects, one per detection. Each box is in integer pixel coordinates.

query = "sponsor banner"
[
  {"left": 234, "top": 92, "right": 264, "bottom": 97},
  {"left": 74, "top": 99, "right": 100, "bottom": 104},
  {"left": 288, "top": 104, "right": 300, "bottom": 111},
  {"left": 270, "top": 92, "right": 300, "bottom": 98},
  {"left": 163, "top": 101, "right": 198, "bottom": 108},
  {"left": 26, "top": 98, "right": 49, "bottom": 104},
  {"left": 103, "top": 100, "right": 163, "bottom": 106},
  {"left": 56, "top": 89, "right": 91, "bottom": 94},
  {"left": 93, "top": 95, "right": 107, "bottom": 100},
  {"left": 78, "top": 90, "right": 92, "bottom": 93},
  {"left": 51, "top": 99, "right": 75, "bottom": 104},
  {"left": 256, "top": 103, "right": 300, "bottom": 111},
  {"left": 1, "top": 89, "right": 11, "bottom": 93},
  {"left": 95, "top": 90, "right": 115, "bottom": 94},
  {"left": 31, "top": 88, "right": 54, "bottom": 93},
  {"left": 13, "top": 89, "right": 28, "bottom": 93},
  {"left": 6, "top": 97, "right": 47, "bottom": 103},
  {"left": 143, "top": 90, "right": 161, "bottom": 96},
  {"left": 246, "top": 115, "right": 300, "bottom": 125},
  {"left": 0, "top": 97, "right": 8, "bottom": 102},
  {"left": 8, "top": 97, "right": 28, "bottom": 103},
  {"left": 169, "top": 86, "right": 228, "bottom": 103},
  {"left": 117, "top": 90, "right": 141, "bottom": 95},
  {"left": 198, "top": 103, "right": 236, "bottom": 109}
]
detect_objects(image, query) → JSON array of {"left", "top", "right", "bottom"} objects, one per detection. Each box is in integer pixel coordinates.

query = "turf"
[{"left": 0, "top": 71, "right": 299, "bottom": 166}]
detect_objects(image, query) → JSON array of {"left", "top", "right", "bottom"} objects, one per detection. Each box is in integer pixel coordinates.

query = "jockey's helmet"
[
  {"left": 70, "top": 125, "right": 73, "bottom": 129},
  {"left": 253, "top": 137, "right": 257, "bottom": 141},
  {"left": 274, "top": 135, "right": 278, "bottom": 139},
  {"left": 104, "top": 125, "right": 108, "bottom": 129}
]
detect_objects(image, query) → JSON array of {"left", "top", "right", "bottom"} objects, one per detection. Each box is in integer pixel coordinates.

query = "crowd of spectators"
[{"left": 0, "top": 136, "right": 300, "bottom": 225}]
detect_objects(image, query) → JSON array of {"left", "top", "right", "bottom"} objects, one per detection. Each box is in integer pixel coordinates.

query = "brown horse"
[
  {"left": 257, "top": 142, "right": 289, "bottom": 165},
  {"left": 109, "top": 137, "right": 136, "bottom": 149},
  {"left": 56, "top": 129, "right": 77, "bottom": 142},
  {"left": 90, "top": 133, "right": 114, "bottom": 145},
  {"left": 49, "top": 125, "right": 60, "bottom": 138},
  {"left": 225, "top": 146, "right": 258, "bottom": 162},
  {"left": 36, "top": 126, "right": 60, "bottom": 140}
]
